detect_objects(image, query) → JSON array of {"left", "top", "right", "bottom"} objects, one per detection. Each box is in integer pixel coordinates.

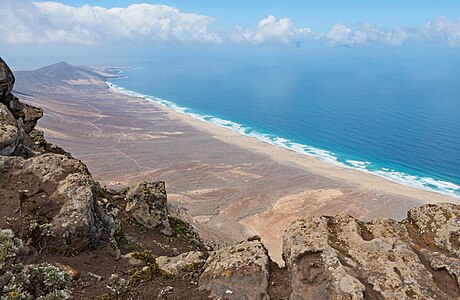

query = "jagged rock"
[
  {"left": 283, "top": 203, "right": 460, "bottom": 300},
  {"left": 199, "top": 239, "right": 270, "bottom": 300},
  {"left": 7, "top": 98, "right": 43, "bottom": 133},
  {"left": 29, "top": 129, "right": 70, "bottom": 156},
  {"left": 125, "top": 181, "right": 172, "bottom": 236},
  {"left": 22, "top": 102, "right": 43, "bottom": 133},
  {"left": 0, "top": 102, "right": 22, "bottom": 155},
  {"left": 156, "top": 251, "right": 207, "bottom": 276},
  {"left": 0, "top": 57, "right": 15, "bottom": 103},
  {"left": 405, "top": 203, "right": 460, "bottom": 289},
  {"left": 0, "top": 58, "right": 42, "bottom": 158},
  {"left": 0, "top": 153, "right": 114, "bottom": 253}
]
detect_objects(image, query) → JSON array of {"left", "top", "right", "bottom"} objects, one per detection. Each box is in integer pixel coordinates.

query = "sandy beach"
[{"left": 14, "top": 65, "right": 457, "bottom": 265}]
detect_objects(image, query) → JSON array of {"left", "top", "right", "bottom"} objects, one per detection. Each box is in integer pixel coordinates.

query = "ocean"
[{"left": 108, "top": 47, "right": 460, "bottom": 198}]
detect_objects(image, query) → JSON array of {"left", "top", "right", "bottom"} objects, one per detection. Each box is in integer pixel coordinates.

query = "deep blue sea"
[{"left": 108, "top": 47, "right": 460, "bottom": 198}]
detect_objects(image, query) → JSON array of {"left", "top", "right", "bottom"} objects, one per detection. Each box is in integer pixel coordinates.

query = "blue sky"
[
  {"left": 48, "top": 0, "right": 460, "bottom": 31},
  {"left": 2, "top": 0, "right": 460, "bottom": 67},
  {"left": 2, "top": 0, "right": 460, "bottom": 47}
]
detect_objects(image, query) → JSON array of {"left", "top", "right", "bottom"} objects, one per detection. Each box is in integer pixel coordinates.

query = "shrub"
[{"left": 107, "top": 274, "right": 128, "bottom": 297}]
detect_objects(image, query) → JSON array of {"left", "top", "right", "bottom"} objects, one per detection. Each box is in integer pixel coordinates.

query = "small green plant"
[
  {"left": 28, "top": 263, "right": 72, "bottom": 299},
  {"left": 130, "top": 250, "right": 156, "bottom": 264},
  {"left": 0, "top": 230, "right": 72, "bottom": 300},
  {"left": 0, "top": 229, "right": 23, "bottom": 267},
  {"left": 128, "top": 263, "right": 172, "bottom": 284},
  {"left": 127, "top": 250, "right": 171, "bottom": 284},
  {"left": 107, "top": 274, "right": 128, "bottom": 297},
  {"left": 37, "top": 290, "right": 70, "bottom": 300},
  {"left": 112, "top": 221, "right": 134, "bottom": 252},
  {"left": 28, "top": 221, "right": 53, "bottom": 238}
]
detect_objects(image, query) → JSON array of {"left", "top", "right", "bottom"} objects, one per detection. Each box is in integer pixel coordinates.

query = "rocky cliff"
[{"left": 1, "top": 58, "right": 459, "bottom": 300}]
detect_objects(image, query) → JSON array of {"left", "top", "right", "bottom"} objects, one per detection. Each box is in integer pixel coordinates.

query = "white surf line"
[{"left": 107, "top": 82, "right": 460, "bottom": 200}]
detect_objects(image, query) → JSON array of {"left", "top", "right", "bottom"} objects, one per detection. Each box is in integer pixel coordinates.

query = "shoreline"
[
  {"left": 16, "top": 67, "right": 457, "bottom": 266},
  {"left": 107, "top": 82, "right": 459, "bottom": 202}
]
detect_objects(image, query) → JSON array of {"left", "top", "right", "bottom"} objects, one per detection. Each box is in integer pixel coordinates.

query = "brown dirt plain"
[{"left": 14, "top": 65, "right": 457, "bottom": 265}]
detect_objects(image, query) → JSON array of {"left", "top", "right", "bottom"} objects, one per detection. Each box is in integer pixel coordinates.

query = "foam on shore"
[{"left": 107, "top": 81, "right": 460, "bottom": 199}]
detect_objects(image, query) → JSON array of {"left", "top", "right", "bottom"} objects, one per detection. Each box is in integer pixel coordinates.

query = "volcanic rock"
[
  {"left": 125, "top": 181, "right": 172, "bottom": 236},
  {"left": 199, "top": 239, "right": 270, "bottom": 300},
  {"left": 156, "top": 251, "right": 207, "bottom": 276},
  {"left": 283, "top": 203, "right": 460, "bottom": 300}
]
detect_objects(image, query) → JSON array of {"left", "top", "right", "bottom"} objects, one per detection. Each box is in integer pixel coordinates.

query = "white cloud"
[
  {"left": 232, "top": 15, "right": 313, "bottom": 46},
  {"left": 0, "top": 0, "right": 221, "bottom": 45},
  {"left": 2, "top": 0, "right": 460, "bottom": 48},
  {"left": 326, "top": 23, "right": 410, "bottom": 47},
  {"left": 420, "top": 18, "right": 460, "bottom": 47}
]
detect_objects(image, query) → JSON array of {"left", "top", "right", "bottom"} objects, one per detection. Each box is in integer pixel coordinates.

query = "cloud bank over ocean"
[{"left": 2, "top": 0, "right": 460, "bottom": 48}]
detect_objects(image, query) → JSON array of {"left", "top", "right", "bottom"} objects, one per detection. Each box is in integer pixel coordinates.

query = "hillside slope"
[{"left": 1, "top": 57, "right": 459, "bottom": 299}]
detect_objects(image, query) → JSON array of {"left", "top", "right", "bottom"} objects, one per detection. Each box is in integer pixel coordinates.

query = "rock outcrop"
[
  {"left": 283, "top": 203, "right": 460, "bottom": 300},
  {"left": 0, "top": 102, "right": 21, "bottom": 156},
  {"left": 1, "top": 58, "right": 460, "bottom": 299},
  {"left": 125, "top": 181, "right": 173, "bottom": 236},
  {"left": 0, "top": 57, "right": 113, "bottom": 254},
  {"left": 0, "top": 57, "right": 15, "bottom": 101},
  {"left": 199, "top": 238, "right": 270, "bottom": 300},
  {"left": 0, "top": 58, "right": 43, "bottom": 157},
  {"left": 156, "top": 251, "right": 207, "bottom": 276}
]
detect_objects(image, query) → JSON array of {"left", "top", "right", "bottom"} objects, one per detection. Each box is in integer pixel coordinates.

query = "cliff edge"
[{"left": 1, "top": 58, "right": 459, "bottom": 300}]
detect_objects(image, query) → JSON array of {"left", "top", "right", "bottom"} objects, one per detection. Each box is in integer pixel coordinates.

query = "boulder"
[
  {"left": 405, "top": 203, "right": 460, "bottom": 288},
  {"left": 125, "top": 181, "right": 172, "bottom": 236},
  {"left": 199, "top": 239, "right": 270, "bottom": 300},
  {"left": 0, "top": 57, "right": 15, "bottom": 103},
  {"left": 156, "top": 251, "right": 207, "bottom": 276},
  {"left": 0, "top": 153, "right": 114, "bottom": 253},
  {"left": 0, "top": 102, "right": 22, "bottom": 155},
  {"left": 6, "top": 97, "right": 43, "bottom": 133},
  {"left": 283, "top": 203, "right": 460, "bottom": 300}
]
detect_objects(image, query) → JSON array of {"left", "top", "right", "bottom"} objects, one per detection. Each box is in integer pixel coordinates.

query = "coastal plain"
[{"left": 14, "top": 63, "right": 456, "bottom": 265}]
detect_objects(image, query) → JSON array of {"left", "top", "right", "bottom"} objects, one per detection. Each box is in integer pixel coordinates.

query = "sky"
[
  {"left": 51, "top": 0, "right": 460, "bottom": 31},
  {"left": 1, "top": 0, "right": 460, "bottom": 67}
]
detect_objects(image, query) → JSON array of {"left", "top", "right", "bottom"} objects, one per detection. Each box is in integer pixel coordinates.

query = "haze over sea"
[{"left": 109, "top": 46, "right": 460, "bottom": 198}]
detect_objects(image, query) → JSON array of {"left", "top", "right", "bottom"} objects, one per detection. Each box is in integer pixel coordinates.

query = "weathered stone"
[
  {"left": 16, "top": 101, "right": 43, "bottom": 133},
  {"left": 125, "top": 181, "right": 172, "bottom": 236},
  {"left": 199, "top": 239, "right": 270, "bottom": 300},
  {"left": 156, "top": 251, "right": 207, "bottom": 276},
  {"left": 405, "top": 203, "right": 460, "bottom": 288},
  {"left": 123, "top": 252, "right": 146, "bottom": 266},
  {"left": 0, "top": 153, "right": 114, "bottom": 253},
  {"left": 0, "top": 57, "right": 15, "bottom": 103},
  {"left": 283, "top": 217, "right": 365, "bottom": 300},
  {"left": 0, "top": 102, "right": 21, "bottom": 155},
  {"left": 283, "top": 204, "right": 460, "bottom": 300},
  {"left": 406, "top": 203, "right": 460, "bottom": 257}
]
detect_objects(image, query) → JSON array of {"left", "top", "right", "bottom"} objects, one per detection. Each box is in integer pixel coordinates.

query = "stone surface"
[
  {"left": 283, "top": 203, "right": 460, "bottom": 300},
  {"left": 0, "top": 153, "right": 114, "bottom": 253},
  {"left": 405, "top": 203, "right": 460, "bottom": 288},
  {"left": 156, "top": 251, "right": 207, "bottom": 276},
  {"left": 13, "top": 100, "right": 43, "bottom": 133},
  {"left": 199, "top": 239, "right": 270, "bottom": 300},
  {"left": 0, "top": 102, "right": 21, "bottom": 155},
  {"left": 0, "top": 57, "right": 15, "bottom": 102},
  {"left": 125, "top": 181, "right": 172, "bottom": 236}
]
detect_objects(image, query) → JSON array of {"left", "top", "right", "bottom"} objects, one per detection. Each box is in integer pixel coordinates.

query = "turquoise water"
[{"left": 108, "top": 48, "right": 460, "bottom": 198}]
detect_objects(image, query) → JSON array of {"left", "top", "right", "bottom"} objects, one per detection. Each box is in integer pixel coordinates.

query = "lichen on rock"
[
  {"left": 199, "top": 238, "right": 270, "bottom": 300},
  {"left": 283, "top": 203, "right": 460, "bottom": 300},
  {"left": 125, "top": 181, "right": 172, "bottom": 236}
]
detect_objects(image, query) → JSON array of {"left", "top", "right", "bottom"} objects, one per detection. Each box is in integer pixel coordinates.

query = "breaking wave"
[{"left": 108, "top": 81, "right": 460, "bottom": 199}]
